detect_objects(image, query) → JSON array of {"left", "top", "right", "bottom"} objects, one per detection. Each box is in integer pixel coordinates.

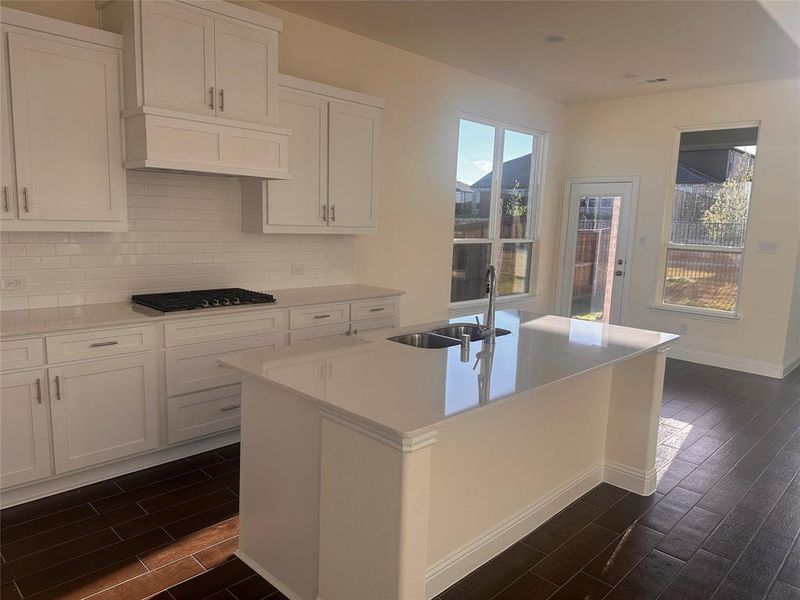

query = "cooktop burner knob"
[
  {"left": 198, "top": 299, "right": 210, "bottom": 308},
  {"left": 210, "top": 299, "right": 221, "bottom": 307},
  {"left": 231, "top": 297, "right": 241, "bottom": 305},
  {"left": 221, "top": 298, "right": 231, "bottom": 306}
]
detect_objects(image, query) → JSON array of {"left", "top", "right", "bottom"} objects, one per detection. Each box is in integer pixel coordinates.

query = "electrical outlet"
[
  {"left": 291, "top": 263, "right": 305, "bottom": 275},
  {"left": 1, "top": 276, "right": 26, "bottom": 291},
  {"left": 678, "top": 323, "right": 688, "bottom": 335},
  {"left": 757, "top": 240, "right": 778, "bottom": 254}
]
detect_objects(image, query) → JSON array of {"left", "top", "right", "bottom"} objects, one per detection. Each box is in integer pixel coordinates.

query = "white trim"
[
  {"left": 235, "top": 551, "right": 304, "bottom": 600},
  {"left": 424, "top": 464, "right": 603, "bottom": 599},
  {"left": 555, "top": 177, "right": 640, "bottom": 325},
  {"left": 0, "top": 429, "right": 240, "bottom": 508},
  {"left": 649, "top": 303, "right": 741, "bottom": 321},
  {"left": 319, "top": 409, "right": 438, "bottom": 452},
  {"left": 784, "top": 351, "right": 800, "bottom": 378},
  {"left": 279, "top": 73, "right": 384, "bottom": 109},
  {"left": 604, "top": 460, "right": 657, "bottom": 495},
  {"left": 1, "top": 6, "right": 123, "bottom": 48},
  {"left": 669, "top": 346, "right": 784, "bottom": 378}
]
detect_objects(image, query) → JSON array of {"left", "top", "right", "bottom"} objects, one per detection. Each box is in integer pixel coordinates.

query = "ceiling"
[{"left": 269, "top": 0, "right": 800, "bottom": 103}]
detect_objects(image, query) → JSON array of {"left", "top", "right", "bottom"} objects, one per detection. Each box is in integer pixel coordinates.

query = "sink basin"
[
  {"left": 426, "top": 323, "right": 512, "bottom": 341},
  {"left": 387, "top": 332, "right": 462, "bottom": 349}
]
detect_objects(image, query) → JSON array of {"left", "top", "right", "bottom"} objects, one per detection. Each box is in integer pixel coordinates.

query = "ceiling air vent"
[{"left": 635, "top": 77, "right": 669, "bottom": 85}]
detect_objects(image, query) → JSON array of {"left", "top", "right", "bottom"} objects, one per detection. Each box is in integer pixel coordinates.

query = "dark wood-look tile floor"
[{"left": 1, "top": 359, "right": 798, "bottom": 600}]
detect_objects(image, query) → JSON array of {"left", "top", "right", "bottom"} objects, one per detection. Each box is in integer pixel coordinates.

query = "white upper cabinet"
[
  {"left": 213, "top": 19, "right": 277, "bottom": 125},
  {"left": 0, "top": 9, "right": 127, "bottom": 231},
  {"left": 328, "top": 101, "right": 380, "bottom": 229},
  {"left": 101, "top": 0, "right": 288, "bottom": 178},
  {"left": 140, "top": 1, "right": 216, "bottom": 117},
  {"left": 0, "top": 29, "right": 16, "bottom": 221},
  {"left": 242, "top": 75, "right": 383, "bottom": 234}
]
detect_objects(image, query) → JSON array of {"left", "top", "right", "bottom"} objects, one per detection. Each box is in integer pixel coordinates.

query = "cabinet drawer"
[
  {"left": 165, "top": 332, "right": 288, "bottom": 396},
  {"left": 289, "top": 303, "right": 349, "bottom": 330},
  {"left": 46, "top": 326, "right": 156, "bottom": 364},
  {"left": 1, "top": 338, "right": 44, "bottom": 372},
  {"left": 164, "top": 309, "right": 288, "bottom": 347},
  {"left": 352, "top": 316, "right": 399, "bottom": 336},
  {"left": 167, "top": 385, "right": 241, "bottom": 444},
  {"left": 351, "top": 297, "right": 400, "bottom": 321},
  {"left": 290, "top": 323, "right": 349, "bottom": 344}
]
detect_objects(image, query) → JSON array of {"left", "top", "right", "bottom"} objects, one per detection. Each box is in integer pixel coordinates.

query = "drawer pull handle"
[
  {"left": 219, "top": 404, "right": 241, "bottom": 412},
  {"left": 90, "top": 341, "right": 119, "bottom": 348},
  {"left": 369, "top": 307, "right": 385, "bottom": 312},
  {"left": 54, "top": 375, "right": 62, "bottom": 400},
  {"left": 313, "top": 314, "right": 331, "bottom": 319},
  {"left": 35, "top": 378, "right": 42, "bottom": 404}
]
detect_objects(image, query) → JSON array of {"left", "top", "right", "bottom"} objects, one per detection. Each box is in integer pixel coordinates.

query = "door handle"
[
  {"left": 219, "top": 88, "right": 224, "bottom": 112},
  {"left": 313, "top": 314, "right": 331, "bottom": 319},
  {"left": 90, "top": 340, "right": 119, "bottom": 348},
  {"left": 209, "top": 86, "right": 215, "bottom": 110},
  {"left": 22, "top": 187, "right": 29, "bottom": 212},
  {"left": 330, "top": 205, "right": 336, "bottom": 222},
  {"left": 615, "top": 271, "right": 624, "bottom": 276},
  {"left": 322, "top": 204, "right": 328, "bottom": 222},
  {"left": 35, "top": 378, "right": 42, "bottom": 404},
  {"left": 54, "top": 375, "right": 62, "bottom": 400},
  {"left": 2, "top": 185, "right": 8, "bottom": 212}
]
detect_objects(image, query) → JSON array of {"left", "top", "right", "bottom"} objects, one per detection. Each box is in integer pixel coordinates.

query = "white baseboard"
[
  {"left": 784, "top": 352, "right": 800, "bottom": 378},
  {"left": 236, "top": 550, "right": 305, "bottom": 600},
  {"left": 669, "top": 346, "right": 785, "bottom": 379},
  {"left": 0, "top": 429, "right": 240, "bottom": 508},
  {"left": 424, "top": 464, "right": 604, "bottom": 599},
  {"left": 604, "top": 460, "right": 656, "bottom": 495}
]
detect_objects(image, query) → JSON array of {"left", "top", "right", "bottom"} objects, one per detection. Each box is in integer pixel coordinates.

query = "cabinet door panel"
[
  {"left": 267, "top": 89, "right": 327, "bottom": 226},
  {"left": 214, "top": 19, "right": 277, "bottom": 125},
  {"left": 328, "top": 101, "right": 379, "bottom": 229},
  {"left": 1, "top": 370, "right": 51, "bottom": 488},
  {"left": 0, "top": 31, "right": 16, "bottom": 220},
  {"left": 49, "top": 355, "right": 158, "bottom": 473},
  {"left": 7, "top": 32, "right": 125, "bottom": 222},
  {"left": 141, "top": 1, "right": 215, "bottom": 116}
]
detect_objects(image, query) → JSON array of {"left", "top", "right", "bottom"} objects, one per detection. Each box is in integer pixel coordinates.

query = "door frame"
[{"left": 555, "top": 176, "right": 639, "bottom": 325}]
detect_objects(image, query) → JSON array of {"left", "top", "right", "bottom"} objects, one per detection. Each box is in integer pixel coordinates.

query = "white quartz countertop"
[
  {"left": 0, "top": 284, "right": 403, "bottom": 337},
  {"left": 220, "top": 310, "right": 679, "bottom": 439}
]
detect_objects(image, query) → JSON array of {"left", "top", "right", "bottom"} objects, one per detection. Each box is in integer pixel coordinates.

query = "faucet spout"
[{"left": 484, "top": 264, "right": 497, "bottom": 344}]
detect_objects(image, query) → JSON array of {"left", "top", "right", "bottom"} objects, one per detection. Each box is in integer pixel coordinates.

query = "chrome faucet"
[{"left": 481, "top": 265, "right": 497, "bottom": 344}]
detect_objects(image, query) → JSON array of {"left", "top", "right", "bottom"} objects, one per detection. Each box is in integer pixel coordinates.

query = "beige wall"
[{"left": 564, "top": 78, "right": 800, "bottom": 372}]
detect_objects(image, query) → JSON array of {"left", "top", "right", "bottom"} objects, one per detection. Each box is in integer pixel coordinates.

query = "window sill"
[
  {"left": 649, "top": 303, "right": 741, "bottom": 322},
  {"left": 449, "top": 294, "right": 541, "bottom": 316}
]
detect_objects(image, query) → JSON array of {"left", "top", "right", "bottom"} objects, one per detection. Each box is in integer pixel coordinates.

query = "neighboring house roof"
[
  {"left": 456, "top": 181, "right": 475, "bottom": 192},
  {"left": 471, "top": 153, "right": 532, "bottom": 189},
  {"left": 676, "top": 164, "right": 718, "bottom": 184}
]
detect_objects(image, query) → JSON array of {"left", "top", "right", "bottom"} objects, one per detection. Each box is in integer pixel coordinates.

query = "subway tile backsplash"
[{"left": 0, "top": 172, "right": 355, "bottom": 311}]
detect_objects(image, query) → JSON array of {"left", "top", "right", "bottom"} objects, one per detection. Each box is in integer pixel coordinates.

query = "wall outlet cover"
[
  {"left": 1, "top": 277, "right": 26, "bottom": 291},
  {"left": 757, "top": 241, "right": 778, "bottom": 254},
  {"left": 291, "top": 263, "right": 305, "bottom": 275}
]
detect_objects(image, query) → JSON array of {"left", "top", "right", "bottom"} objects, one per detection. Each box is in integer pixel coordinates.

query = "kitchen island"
[{"left": 220, "top": 311, "right": 677, "bottom": 600}]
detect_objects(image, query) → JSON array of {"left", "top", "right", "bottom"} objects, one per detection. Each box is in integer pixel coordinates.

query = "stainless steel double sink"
[{"left": 388, "top": 323, "right": 511, "bottom": 349}]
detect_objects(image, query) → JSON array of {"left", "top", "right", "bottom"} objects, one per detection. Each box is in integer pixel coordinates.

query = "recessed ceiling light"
[{"left": 545, "top": 34, "right": 567, "bottom": 43}]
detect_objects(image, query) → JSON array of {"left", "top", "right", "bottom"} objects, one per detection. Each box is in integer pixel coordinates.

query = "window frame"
[
  {"left": 653, "top": 121, "right": 760, "bottom": 318},
  {"left": 450, "top": 112, "right": 547, "bottom": 308}
]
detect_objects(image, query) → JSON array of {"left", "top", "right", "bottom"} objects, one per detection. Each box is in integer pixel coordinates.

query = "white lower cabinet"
[
  {"left": 167, "top": 384, "right": 242, "bottom": 444},
  {"left": 352, "top": 316, "right": 399, "bottom": 337},
  {"left": 0, "top": 369, "right": 51, "bottom": 488},
  {"left": 49, "top": 354, "right": 158, "bottom": 473},
  {"left": 165, "top": 332, "right": 288, "bottom": 396}
]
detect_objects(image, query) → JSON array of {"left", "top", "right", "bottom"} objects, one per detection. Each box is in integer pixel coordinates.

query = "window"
[
  {"left": 661, "top": 125, "right": 758, "bottom": 313},
  {"left": 451, "top": 117, "right": 543, "bottom": 303}
]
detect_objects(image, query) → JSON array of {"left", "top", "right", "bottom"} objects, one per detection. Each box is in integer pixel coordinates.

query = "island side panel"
[
  {"left": 604, "top": 348, "right": 668, "bottom": 495},
  {"left": 317, "top": 415, "right": 434, "bottom": 600},
  {"left": 425, "top": 366, "right": 612, "bottom": 597},
  {"left": 237, "top": 377, "right": 322, "bottom": 600}
]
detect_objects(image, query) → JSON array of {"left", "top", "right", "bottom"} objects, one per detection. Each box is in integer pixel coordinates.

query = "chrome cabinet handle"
[
  {"left": 35, "top": 378, "right": 42, "bottom": 404},
  {"left": 219, "top": 88, "right": 224, "bottom": 112},
  {"left": 322, "top": 204, "right": 328, "bottom": 222},
  {"left": 22, "top": 187, "right": 29, "bottom": 212},
  {"left": 54, "top": 375, "right": 61, "bottom": 400},
  {"left": 313, "top": 314, "right": 331, "bottom": 319},
  {"left": 219, "top": 404, "right": 240, "bottom": 412},
  {"left": 2, "top": 185, "right": 8, "bottom": 212},
  {"left": 90, "top": 340, "right": 119, "bottom": 348},
  {"left": 209, "top": 86, "right": 215, "bottom": 110},
  {"left": 330, "top": 205, "right": 336, "bottom": 222},
  {"left": 369, "top": 307, "right": 385, "bottom": 312}
]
